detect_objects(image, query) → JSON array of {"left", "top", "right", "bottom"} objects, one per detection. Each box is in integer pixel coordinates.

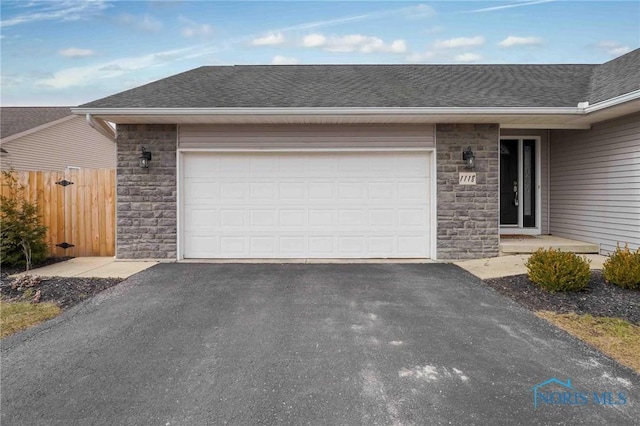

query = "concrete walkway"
[
  {"left": 455, "top": 254, "right": 608, "bottom": 280},
  {"left": 500, "top": 235, "right": 599, "bottom": 254},
  {"left": 13, "top": 257, "right": 158, "bottom": 279}
]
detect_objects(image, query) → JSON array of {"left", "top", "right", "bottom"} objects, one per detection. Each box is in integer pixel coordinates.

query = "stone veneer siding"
[
  {"left": 436, "top": 124, "right": 500, "bottom": 260},
  {"left": 116, "top": 124, "right": 177, "bottom": 259}
]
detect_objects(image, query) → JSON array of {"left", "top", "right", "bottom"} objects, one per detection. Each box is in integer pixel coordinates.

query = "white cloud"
[
  {"left": 179, "top": 16, "right": 212, "bottom": 38},
  {"left": 37, "top": 44, "right": 219, "bottom": 89},
  {"left": 434, "top": 36, "right": 485, "bottom": 49},
  {"left": 405, "top": 51, "right": 435, "bottom": 63},
  {"left": 389, "top": 40, "right": 408, "bottom": 53},
  {"left": 1, "top": 0, "right": 110, "bottom": 27},
  {"left": 425, "top": 26, "right": 445, "bottom": 35},
  {"left": 466, "top": 0, "right": 554, "bottom": 13},
  {"left": 302, "top": 33, "right": 407, "bottom": 54},
  {"left": 303, "top": 34, "right": 326, "bottom": 47},
  {"left": 405, "top": 4, "right": 437, "bottom": 19},
  {"left": 272, "top": 55, "right": 300, "bottom": 65},
  {"left": 498, "top": 36, "right": 543, "bottom": 47},
  {"left": 117, "top": 13, "right": 163, "bottom": 32},
  {"left": 455, "top": 53, "right": 483, "bottom": 62},
  {"left": 252, "top": 33, "right": 285, "bottom": 46},
  {"left": 59, "top": 47, "right": 95, "bottom": 57},
  {"left": 596, "top": 41, "right": 631, "bottom": 57},
  {"left": 0, "top": 74, "right": 23, "bottom": 87},
  {"left": 275, "top": 3, "right": 435, "bottom": 34}
]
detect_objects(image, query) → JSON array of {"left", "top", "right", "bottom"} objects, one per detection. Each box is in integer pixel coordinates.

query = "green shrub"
[
  {"left": 525, "top": 248, "right": 591, "bottom": 292},
  {"left": 603, "top": 244, "right": 640, "bottom": 289},
  {"left": 0, "top": 171, "right": 48, "bottom": 270}
]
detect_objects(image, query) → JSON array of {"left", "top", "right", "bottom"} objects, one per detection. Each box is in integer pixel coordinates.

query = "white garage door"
[{"left": 181, "top": 151, "right": 432, "bottom": 258}]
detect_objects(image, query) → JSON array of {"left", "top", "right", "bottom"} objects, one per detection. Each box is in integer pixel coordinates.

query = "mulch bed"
[
  {"left": 484, "top": 270, "right": 640, "bottom": 324},
  {"left": 1, "top": 258, "right": 123, "bottom": 310}
]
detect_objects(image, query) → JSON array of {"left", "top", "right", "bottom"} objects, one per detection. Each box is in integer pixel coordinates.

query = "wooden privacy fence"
[{"left": 1, "top": 169, "right": 115, "bottom": 257}]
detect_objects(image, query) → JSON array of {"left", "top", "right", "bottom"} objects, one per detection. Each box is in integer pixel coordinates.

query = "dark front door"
[{"left": 500, "top": 140, "right": 518, "bottom": 225}]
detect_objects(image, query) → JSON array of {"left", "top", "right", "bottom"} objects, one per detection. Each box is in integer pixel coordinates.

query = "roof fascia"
[
  {"left": 72, "top": 106, "right": 583, "bottom": 116},
  {"left": 584, "top": 89, "right": 640, "bottom": 113},
  {"left": 0, "top": 114, "right": 75, "bottom": 144}
]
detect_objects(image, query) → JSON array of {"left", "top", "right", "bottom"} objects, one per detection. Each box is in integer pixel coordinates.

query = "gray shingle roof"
[
  {"left": 1, "top": 107, "right": 72, "bottom": 139},
  {"left": 589, "top": 48, "right": 640, "bottom": 104},
  {"left": 79, "top": 49, "right": 639, "bottom": 109}
]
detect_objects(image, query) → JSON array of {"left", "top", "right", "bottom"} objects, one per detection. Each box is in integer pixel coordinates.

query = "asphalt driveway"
[{"left": 2, "top": 263, "right": 638, "bottom": 425}]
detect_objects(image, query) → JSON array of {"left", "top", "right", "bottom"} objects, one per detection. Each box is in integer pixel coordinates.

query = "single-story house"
[
  {"left": 72, "top": 48, "right": 640, "bottom": 261},
  {"left": 1, "top": 107, "right": 116, "bottom": 171}
]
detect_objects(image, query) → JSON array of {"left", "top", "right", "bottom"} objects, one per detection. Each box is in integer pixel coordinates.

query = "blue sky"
[{"left": 1, "top": 1, "right": 638, "bottom": 106}]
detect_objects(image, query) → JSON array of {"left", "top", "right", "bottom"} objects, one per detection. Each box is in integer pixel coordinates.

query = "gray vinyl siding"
[
  {"left": 550, "top": 112, "right": 640, "bottom": 254},
  {"left": 178, "top": 124, "right": 435, "bottom": 149},
  {"left": 1, "top": 116, "right": 115, "bottom": 171},
  {"left": 500, "top": 129, "right": 550, "bottom": 234}
]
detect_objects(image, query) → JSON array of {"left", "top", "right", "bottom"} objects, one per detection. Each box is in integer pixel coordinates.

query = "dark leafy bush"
[
  {"left": 603, "top": 244, "right": 640, "bottom": 290},
  {"left": 525, "top": 248, "right": 591, "bottom": 292},
  {"left": 0, "top": 171, "right": 48, "bottom": 270}
]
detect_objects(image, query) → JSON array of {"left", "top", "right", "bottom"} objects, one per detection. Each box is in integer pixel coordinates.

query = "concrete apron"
[
  {"left": 455, "top": 254, "right": 608, "bottom": 280},
  {"left": 11, "top": 257, "right": 158, "bottom": 279}
]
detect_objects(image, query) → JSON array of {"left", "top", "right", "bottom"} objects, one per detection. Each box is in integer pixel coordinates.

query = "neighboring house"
[
  {"left": 0, "top": 107, "right": 116, "bottom": 171},
  {"left": 72, "top": 49, "right": 640, "bottom": 260}
]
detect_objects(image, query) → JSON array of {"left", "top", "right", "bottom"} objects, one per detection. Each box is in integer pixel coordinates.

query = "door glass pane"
[
  {"left": 523, "top": 139, "right": 536, "bottom": 228},
  {"left": 500, "top": 140, "right": 519, "bottom": 225},
  {"left": 524, "top": 145, "right": 532, "bottom": 216}
]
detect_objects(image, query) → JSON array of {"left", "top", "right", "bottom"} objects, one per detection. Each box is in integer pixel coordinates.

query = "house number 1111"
[{"left": 459, "top": 172, "right": 477, "bottom": 185}]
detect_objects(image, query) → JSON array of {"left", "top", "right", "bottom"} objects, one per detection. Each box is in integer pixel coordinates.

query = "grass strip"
[
  {"left": 536, "top": 311, "right": 640, "bottom": 373},
  {"left": 1, "top": 301, "right": 62, "bottom": 338}
]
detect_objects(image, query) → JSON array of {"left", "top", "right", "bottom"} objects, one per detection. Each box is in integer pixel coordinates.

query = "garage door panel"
[
  {"left": 309, "top": 182, "right": 334, "bottom": 199},
  {"left": 309, "top": 209, "right": 335, "bottom": 226},
  {"left": 250, "top": 182, "right": 276, "bottom": 199},
  {"left": 220, "top": 236, "right": 245, "bottom": 253},
  {"left": 279, "top": 210, "right": 305, "bottom": 226},
  {"left": 220, "top": 182, "right": 245, "bottom": 199},
  {"left": 280, "top": 236, "right": 306, "bottom": 253},
  {"left": 368, "top": 182, "right": 394, "bottom": 200},
  {"left": 369, "top": 237, "right": 395, "bottom": 254},
  {"left": 185, "top": 181, "right": 220, "bottom": 200},
  {"left": 184, "top": 156, "right": 220, "bottom": 177},
  {"left": 399, "top": 209, "right": 429, "bottom": 226},
  {"left": 398, "top": 180, "right": 430, "bottom": 201},
  {"left": 338, "top": 236, "right": 365, "bottom": 254},
  {"left": 250, "top": 210, "right": 276, "bottom": 226},
  {"left": 250, "top": 237, "right": 277, "bottom": 254},
  {"left": 309, "top": 236, "right": 333, "bottom": 255},
  {"left": 185, "top": 235, "right": 220, "bottom": 255},
  {"left": 338, "top": 183, "right": 366, "bottom": 199},
  {"left": 220, "top": 210, "right": 245, "bottom": 226},
  {"left": 398, "top": 235, "right": 429, "bottom": 255},
  {"left": 186, "top": 209, "right": 220, "bottom": 229},
  {"left": 369, "top": 210, "right": 394, "bottom": 226},
  {"left": 182, "top": 152, "right": 432, "bottom": 258}
]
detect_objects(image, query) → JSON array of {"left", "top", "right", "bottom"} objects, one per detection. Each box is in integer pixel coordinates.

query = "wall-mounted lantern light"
[
  {"left": 139, "top": 147, "right": 152, "bottom": 169},
  {"left": 462, "top": 146, "right": 475, "bottom": 169}
]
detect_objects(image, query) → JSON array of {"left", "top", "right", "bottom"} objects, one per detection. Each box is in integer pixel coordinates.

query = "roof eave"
[
  {"left": 584, "top": 89, "right": 640, "bottom": 113},
  {"left": 71, "top": 106, "right": 583, "bottom": 116}
]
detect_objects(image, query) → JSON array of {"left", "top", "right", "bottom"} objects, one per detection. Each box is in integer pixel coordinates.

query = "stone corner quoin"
[{"left": 116, "top": 124, "right": 177, "bottom": 259}]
